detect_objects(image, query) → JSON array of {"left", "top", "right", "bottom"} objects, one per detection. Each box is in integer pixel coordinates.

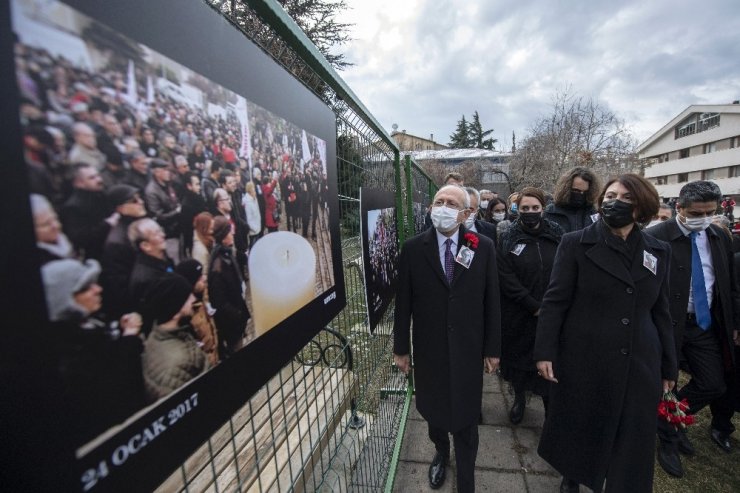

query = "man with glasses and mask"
[
  {"left": 544, "top": 167, "right": 601, "bottom": 233},
  {"left": 645, "top": 180, "right": 740, "bottom": 478},
  {"left": 393, "top": 184, "right": 501, "bottom": 493},
  {"left": 464, "top": 187, "right": 497, "bottom": 244}
]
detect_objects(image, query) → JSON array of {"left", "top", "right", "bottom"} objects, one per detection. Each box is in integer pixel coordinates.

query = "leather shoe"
[
  {"left": 710, "top": 428, "right": 732, "bottom": 453},
  {"left": 559, "top": 477, "right": 579, "bottom": 493},
  {"left": 677, "top": 430, "right": 695, "bottom": 456},
  {"left": 657, "top": 440, "right": 683, "bottom": 478},
  {"left": 509, "top": 395, "right": 526, "bottom": 425},
  {"left": 428, "top": 452, "right": 447, "bottom": 489}
]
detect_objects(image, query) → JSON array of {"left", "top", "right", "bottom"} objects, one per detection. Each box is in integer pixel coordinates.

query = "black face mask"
[
  {"left": 601, "top": 199, "right": 634, "bottom": 228},
  {"left": 519, "top": 212, "right": 542, "bottom": 229},
  {"left": 569, "top": 192, "right": 587, "bottom": 208}
]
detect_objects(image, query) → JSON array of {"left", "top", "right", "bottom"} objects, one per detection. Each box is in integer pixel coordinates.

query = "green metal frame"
[{"left": 158, "top": 3, "right": 444, "bottom": 491}]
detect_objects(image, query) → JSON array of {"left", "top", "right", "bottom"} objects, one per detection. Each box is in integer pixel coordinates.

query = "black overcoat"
[
  {"left": 645, "top": 220, "right": 740, "bottom": 368},
  {"left": 394, "top": 226, "right": 501, "bottom": 432},
  {"left": 533, "top": 221, "right": 677, "bottom": 492},
  {"left": 498, "top": 220, "right": 562, "bottom": 372}
]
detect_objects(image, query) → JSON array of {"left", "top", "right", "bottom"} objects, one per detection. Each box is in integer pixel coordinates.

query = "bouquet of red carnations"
[{"left": 657, "top": 391, "right": 695, "bottom": 430}]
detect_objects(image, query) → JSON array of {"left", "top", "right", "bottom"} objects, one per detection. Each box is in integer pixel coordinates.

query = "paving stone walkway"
[{"left": 393, "top": 374, "right": 562, "bottom": 492}]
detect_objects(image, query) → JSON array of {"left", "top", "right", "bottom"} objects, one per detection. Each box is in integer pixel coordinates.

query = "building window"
[
  {"left": 656, "top": 176, "right": 667, "bottom": 185},
  {"left": 678, "top": 173, "right": 689, "bottom": 183},
  {"left": 704, "top": 142, "right": 717, "bottom": 153},
  {"left": 698, "top": 112, "right": 720, "bottom": 132},
  {"left": 675, "top": 112, "right": 720, "bottom": 139},
  {"left": 679, "top": 148, "right": 690, "bottom": 159},
  {"left": 730, "top": 165, "right": 740, "bottom": 178},
  {"left": 703, "top": 169, "right": 715, "bottom": 180},
  {"left": 658, "top": 153, "right": 669, "bottom": 163}
]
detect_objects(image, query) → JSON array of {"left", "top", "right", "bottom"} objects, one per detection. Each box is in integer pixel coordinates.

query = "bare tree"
[
  {"left": 415, "top": 160, "right": 483, "bottom": 190},
  {"left": 510, "top": 87, "right": 637, "bottom": 191}
]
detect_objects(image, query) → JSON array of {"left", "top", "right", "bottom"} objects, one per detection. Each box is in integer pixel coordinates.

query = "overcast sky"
[{"left": 334, "top": 0, "right": 740, "bottom": 151}]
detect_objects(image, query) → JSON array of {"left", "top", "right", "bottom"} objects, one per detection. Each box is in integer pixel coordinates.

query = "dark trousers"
[
  {"left": 658, "top": 318, "right": 726, "bottom": 442},
  {"left": 428, "top": 422, "right": 478, "bottom": 493}
]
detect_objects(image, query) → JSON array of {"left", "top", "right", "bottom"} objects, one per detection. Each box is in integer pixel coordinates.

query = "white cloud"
[{"left": 335, "top": 0, "right": 740, "bottom": 148}]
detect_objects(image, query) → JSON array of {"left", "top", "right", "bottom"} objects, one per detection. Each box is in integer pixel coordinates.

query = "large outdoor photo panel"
[
  {"left": 2, "top": 0, "right": 345, "bottom": 490},
  {"left": 360, "top": 188, "right": 400, "bottom": 332}
]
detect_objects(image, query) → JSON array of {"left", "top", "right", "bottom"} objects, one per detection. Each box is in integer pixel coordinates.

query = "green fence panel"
[{"left": 150, "top": 1, "right": 438, "bottom": 492}]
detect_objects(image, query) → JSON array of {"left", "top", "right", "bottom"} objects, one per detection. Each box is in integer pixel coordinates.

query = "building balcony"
[{"left": 645, "top": 147, "right": 740, "bottom": 178}]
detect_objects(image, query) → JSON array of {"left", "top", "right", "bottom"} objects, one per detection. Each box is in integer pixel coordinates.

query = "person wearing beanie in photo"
[
  {"left": 208, "top": 215, "right": 250, "bottom": 360},
  {"left": 41, "top": 258, "right": 145, "bottom": 444},
  {"left": 141, "top": 273, "right": 209, "bottom": 403}
]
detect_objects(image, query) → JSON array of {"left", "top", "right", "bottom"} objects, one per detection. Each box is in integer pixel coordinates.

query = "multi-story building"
[
  {"left": 390, "top": 128, "right": 448, "bottom": 152},
  {"left": 638, "top": 103, "right": 740, "bottom": 198}
]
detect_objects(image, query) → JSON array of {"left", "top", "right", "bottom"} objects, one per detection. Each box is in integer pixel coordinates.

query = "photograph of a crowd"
[
  {"left": 12, "top": 0, "right": 337, "bottom": 449},
  {"left": 412, "top": 200, "right": 428, "bottom": 235},
  {"left": 361, "top": 189, "right": 400, "bottom": 331}
]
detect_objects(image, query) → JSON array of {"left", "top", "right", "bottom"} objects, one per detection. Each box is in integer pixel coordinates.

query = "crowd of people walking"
[{"left": 394, "top": 169, "right": 740, "bottom": 492}]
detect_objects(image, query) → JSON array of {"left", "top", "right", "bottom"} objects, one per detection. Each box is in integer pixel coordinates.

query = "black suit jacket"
[
  {"left": 394, "top": 226, "right": 501, "bottom": 432},
  {"left": 645, "top": 219, "right": 739, "bottom": 367},
  {"left": 474, "top": 219, "right": 497, "bottom": 245}
]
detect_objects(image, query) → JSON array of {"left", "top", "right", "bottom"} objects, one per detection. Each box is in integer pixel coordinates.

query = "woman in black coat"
[
  {"left": 534, "top": 174, "right": 678, "bottom": 493},
  {"left": 497, "top": 187, "right": 563, "bottom": 424},
  {"left": 208, "top": 216, "right": 250, "bottom": 360}
]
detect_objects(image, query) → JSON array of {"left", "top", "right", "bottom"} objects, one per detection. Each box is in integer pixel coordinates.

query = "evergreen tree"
[
  {"left": 512, "top": 130, "right": 516, "bottom": 154},
  {"left": 469, "top": 111, "right": 497, "bottom": 150},
  {"left": 448, "top": 115, "right": 471, "bottom": 148}
]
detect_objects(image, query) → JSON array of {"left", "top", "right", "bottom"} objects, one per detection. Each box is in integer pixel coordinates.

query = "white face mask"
[
  {"left": 493, "top": 212, "right": 506, "bottom": 222},
  {"left": 646, "top": 219, "right": 661, "bottom": 229},
  {"left": 678, "top": 213, "right": 713, "bottom": 232},
  {"left": 431, "top": 205, "right": 461, "bottom": 233},
  {"left": 464, "top": 215, "right": 475, "bottom": 229},
  {"left": 480, "top": 200, "right": 489, "bottom": 209}
]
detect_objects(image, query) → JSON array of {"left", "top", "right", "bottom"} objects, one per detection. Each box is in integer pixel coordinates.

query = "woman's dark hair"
[
  {"left": 553, "top": 167, "right": 602, "bottom": 207},
  {"left": 598, "top": 173, "right": 660, "bottom": 224},
  {"left": 514, "top": 187, "right": 546, "bottom": 207},
  {"left": 484, "top": 197, "right": 508, "bottom": 222}
]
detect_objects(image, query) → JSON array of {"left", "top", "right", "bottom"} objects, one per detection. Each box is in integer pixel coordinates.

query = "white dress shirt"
[
  {"left": 436, "top": 228, "right": 460, "bottom": 275},
  {"left": 676, "top": 220, "right": 715, "bottom": 311}
]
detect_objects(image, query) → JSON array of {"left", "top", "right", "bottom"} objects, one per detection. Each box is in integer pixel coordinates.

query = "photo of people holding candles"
[{"left": 9, "top": 0, "right": 342, "bottom": 454}]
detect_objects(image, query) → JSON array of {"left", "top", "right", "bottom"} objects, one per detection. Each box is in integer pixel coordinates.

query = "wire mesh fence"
[{"left": 153, "top": 1, "right": 438, "bottom": 491}]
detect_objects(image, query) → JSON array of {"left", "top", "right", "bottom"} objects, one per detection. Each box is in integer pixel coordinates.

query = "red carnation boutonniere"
[
  {"left": 464, "top": 232, "right": 479, "bottom": 251},
  {"left": 657, "top": 391, "right": 695, "bottom": 430}
]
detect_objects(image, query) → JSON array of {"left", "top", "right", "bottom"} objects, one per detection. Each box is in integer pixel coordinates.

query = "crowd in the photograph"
[
  {"left": 398, "top": 169, "right": 740, "bottom": 492},
  {"left": 18, "top": 41, "right": 329, "bottom": 444},
  {"left": 368, "top": 208, "right": 399, "bottom": 292}
]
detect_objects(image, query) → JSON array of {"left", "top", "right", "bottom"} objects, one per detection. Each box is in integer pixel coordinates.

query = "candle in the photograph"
[{"left": 249, "top": 231, "right": 316, "bottom": 336}]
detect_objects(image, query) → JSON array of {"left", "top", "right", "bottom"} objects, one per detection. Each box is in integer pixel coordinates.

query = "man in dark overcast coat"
[
  {"left": 394, "top": 184, "right": 501, "bottom": 493},
  {"left": 645, "top": 180, "right": 740, "bottom": 477}
]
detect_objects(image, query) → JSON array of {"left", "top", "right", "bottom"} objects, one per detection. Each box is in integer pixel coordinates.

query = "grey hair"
[
  {"left": 678, "top": 180, "right": 721, "bottom": 208},
  {"left": 714, "top": 214, "right": 731, "bottom": 228},
  {"left": 658, "top": 203, "right": 674, "bottom": 215},
  {"left": 30, "top": 193, "right": 53, "bottom": 217},
  {"left": 128, "top": 218, "right": 160, "bottom": 248},
  {"left": 436, "top": 184, "right": 470, "bottom": 209},
  {"left": 465, "top": 187, "right": 481, "bottom": 208}
]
